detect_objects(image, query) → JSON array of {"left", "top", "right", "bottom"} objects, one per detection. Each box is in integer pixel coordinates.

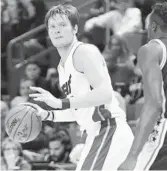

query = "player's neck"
[
  {"left": 154, "top": 32, "right": 167, "bottom": 40},
  {"left": 57, "top": 36, "right": 78, "bottom": 66}
]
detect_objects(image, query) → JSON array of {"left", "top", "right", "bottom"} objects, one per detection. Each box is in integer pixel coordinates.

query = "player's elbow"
[{"left": 102, "top": 85, "right": 113, "bottom": 103}]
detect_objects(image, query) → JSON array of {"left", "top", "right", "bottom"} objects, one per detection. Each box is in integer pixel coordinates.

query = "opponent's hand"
[
  {"left": 118, "top": 155, "right": 137, "bottom": 170},
  {"left": 29, "top": 86, "right": 62, "bottom": 109},
  {"left": 20, "top": 102, "right": 48, "bottom": 121}
]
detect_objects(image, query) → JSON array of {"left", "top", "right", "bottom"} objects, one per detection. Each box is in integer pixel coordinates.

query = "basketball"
[{"left": 5, "top": 104, "right": 42, "bottom": 143}]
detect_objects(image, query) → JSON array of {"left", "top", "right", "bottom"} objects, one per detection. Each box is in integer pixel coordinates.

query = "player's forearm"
[
  {"left": 69, "top": 85, "right": 113, "bottom": 109},
  {"left": 43, "top": 110, "right": 76, "bottom": 122},
  {"left": 128, "top": 103, "right": 162, "bottom": 157}
]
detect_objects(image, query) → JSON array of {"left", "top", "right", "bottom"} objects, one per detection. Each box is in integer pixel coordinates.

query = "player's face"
[
  {"left": 20, "top": 80, "right": 34, "bottom": 97},
  {"left": 3, "top": 143, "right": 20, "bottom": 159},
  {"left": 25, "top": 64, "right": 41, "bottom": 81},
  {"left": 44, "top": 125, "right": 55, "bottom": 138},
  {"left": 49, "top": 140, "right": 65, "bottom": 162},
  {"left": 48, "top": 14, "right": 76, "bottom": 48}
]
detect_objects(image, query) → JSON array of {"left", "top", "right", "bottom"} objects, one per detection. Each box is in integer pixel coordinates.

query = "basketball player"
[
  {"left": 118, "top": 1, "right": 167, "bottom": 170},
  {"left": 25, "top": 4, "right": 134, "bottom": 170}
]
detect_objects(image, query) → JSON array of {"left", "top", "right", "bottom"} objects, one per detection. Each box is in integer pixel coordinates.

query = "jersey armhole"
[
  {"left": 151, "top": 39, "right": 167, "bottom": 70},
  {"left": 72, "top": 43, "right": 85, "bottom": 74}
]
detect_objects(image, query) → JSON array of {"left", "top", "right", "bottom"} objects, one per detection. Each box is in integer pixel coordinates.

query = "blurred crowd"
[
  {"left": 1, "top": 0, "right": 47, "bottom": 53},
  {"left": 1, "top": 0, "right": 156, "bottom": 170},
  {"left": 1, "top": 61, "right": 83, "bottom": 170}
]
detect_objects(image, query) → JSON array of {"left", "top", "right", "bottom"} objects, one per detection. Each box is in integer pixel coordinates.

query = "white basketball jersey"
[{"left": 57, "top": 41, "right": 126, "bottom": 132}]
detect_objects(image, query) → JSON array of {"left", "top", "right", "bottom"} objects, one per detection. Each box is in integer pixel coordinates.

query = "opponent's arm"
[
  {"left": 69, "top": 44, "right": 113, "bottom": 108},
  {"left": 127, "top": 42, "right": 163, "bottom": 158}
]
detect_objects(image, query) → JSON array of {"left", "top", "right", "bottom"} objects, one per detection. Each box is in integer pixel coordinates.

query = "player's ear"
[
  {"left": 152, "top": 22, "right": 157, "bottom": 32},
  {"left": 73, "top": 24, "right": 78, "bottom": 34}
]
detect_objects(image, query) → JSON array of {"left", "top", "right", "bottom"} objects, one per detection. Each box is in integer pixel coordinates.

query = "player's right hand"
[{"left": 20, "top": 102, "right": 48, "bottom": 121}]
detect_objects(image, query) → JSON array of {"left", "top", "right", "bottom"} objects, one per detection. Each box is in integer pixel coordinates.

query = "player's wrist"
[
  {"left": 61, "top": 98, "right": 70, "bottom": 110},
  {"left": 43, "top": 110, "right": 55, "bottom": 121}
]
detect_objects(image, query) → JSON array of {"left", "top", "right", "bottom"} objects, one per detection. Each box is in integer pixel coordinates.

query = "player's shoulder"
[
  {"left": 73, "top": 43, "right": 102, "bottom": 72},
  {"left": 76, "top": 43, "right": 100, "bottom": 55},
  {"left": 138, "top": 40, "right": 162, "bottom": 56},
  {"left": 137, "top": 40, "right": 162, "bottom": 67},
  {"left": 74, "top": 43, "right": 101, "bottom": 61}
]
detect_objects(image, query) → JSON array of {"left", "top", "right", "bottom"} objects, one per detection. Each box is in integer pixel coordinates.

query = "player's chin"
[
  {"left": 54, "top": 40, "right": 71, "bottom": 48},
  {"left": 52, "top": 40, "right": 65, "bottom": 47}
]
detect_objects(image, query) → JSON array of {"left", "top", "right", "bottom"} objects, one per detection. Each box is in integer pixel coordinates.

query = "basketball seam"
[
  {"left": 5, "top": 107, "right": 26, "bottom": 127},
  {"left": 23, "top": 104, "right": 42, "bottom": 127},
  {"left": 26, "top": 110, "right": 34, "bottom": 142},
  {"left": 5, "top": 107, "right": 26, "bottom": 135},
  {"left": 12, "top": 106, "right": 31, "bottom": 140},
  {"left": 35, "top": 111, "right": 42, "bottom": 126}
]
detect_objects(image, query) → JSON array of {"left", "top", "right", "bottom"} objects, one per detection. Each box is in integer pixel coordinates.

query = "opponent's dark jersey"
[
  {"left": 150, "top": 38, "right": 167, "bottom": 118},
  {"left": 161, "top": 38, "right": 167, "bottom": 118}
]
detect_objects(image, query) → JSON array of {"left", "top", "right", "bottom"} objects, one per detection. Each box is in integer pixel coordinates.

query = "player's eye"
[
  {"left": 49, "top": 25, "right": 56, "bottom": 29},
  {"left": 60, "top": 23, "right": 66, "bottom": 27}
]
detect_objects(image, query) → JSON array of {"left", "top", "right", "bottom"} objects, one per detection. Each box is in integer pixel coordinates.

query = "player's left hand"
[
  {"left": 29, "top": 86, "right": 62, "bottom": 109},
  {"left": 118, "top": 155, "right": 137, "bottom": 170}
]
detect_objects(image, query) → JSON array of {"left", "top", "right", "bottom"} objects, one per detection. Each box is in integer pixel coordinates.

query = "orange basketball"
[{"left": 5, "top": 104, "right": 42, "bottom": 143}]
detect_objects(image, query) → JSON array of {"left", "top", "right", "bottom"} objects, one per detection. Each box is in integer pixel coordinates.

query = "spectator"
[
  {"left": 23, "top": 38, "right": 45, "bottom": 59},
  {"left": 84, "top": 0, "right": 142, "bottom": 37},
  {"left": 23, "top": 38, "right": 49, "bottom": 73},
  {"left": 1, "top": 0, "right": 14, "bottom": 53},
  {"left": 7, "top": 0, "right": 36, "bottom": 37},
  {"left": 1, "top": 138, "right": 32, "bottom": 170},
  {"left": 45, "top": 135, "right": 73, "bottom": 164},
  {"left": 56, "top": 128, "right": 73, "bottom": 148},
  {"left": 24, "top": 61, "right": 48, "bottom": 89},
  {"left": 88, "top": 0, "right": 106, "bottom": 18},
  {"left": 103, "top": 35, "right": 141, "bottom": 98},
  {"left": 69, "top": 143, "right": 84, "bottom": 165},
  {"left": 104, "top": 35, "right": 137, "bottom": 73},
  {"left": 78, "top": 32, "right": 93, "bottom": 44},
  {"left": 30, "top": 0, "right": 47, "bottom": 28},
  {"left": 1, "top": 100, "right": 9, "bottom": 141},
  {"left": 40, "top": 123, "right": 71, "bottom": 156},
  {"left": 25, "top": 61, "right": 58, "bottom": 110},
  {"left": 30, "top": 0, "right": 48, "bottom": 47},
  {"left": 10, "top": 78, "right": 35, "bottom": 107},
  {"left": 22, "top": 130, "right": 49, "bottom": 154},
  {"left": 46, "top": 68, "right": 63, "bottom": 98},
  {"left": 43, "top": 121, "right": 57, "bottom": 139}
]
